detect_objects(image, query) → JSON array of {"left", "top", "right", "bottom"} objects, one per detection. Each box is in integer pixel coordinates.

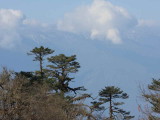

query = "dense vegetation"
[{"left": 0, "top": 46, "right": 159, "bottom": 120}]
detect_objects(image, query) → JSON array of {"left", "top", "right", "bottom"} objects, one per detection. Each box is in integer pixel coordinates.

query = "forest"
[{"left": 0, "top": 46, "right": 160, "bottom": 120}]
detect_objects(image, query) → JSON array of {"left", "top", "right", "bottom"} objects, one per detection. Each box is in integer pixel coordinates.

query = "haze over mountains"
[
  {"left": 0, "top": 0, "right": 160, "bottom": 118},
  {"left": 1, "top": 24, "right": 160, "bottom": 117}
]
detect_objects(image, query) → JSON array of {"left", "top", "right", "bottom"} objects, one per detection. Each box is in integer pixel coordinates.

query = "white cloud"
[
  {"left": 0, "top": 9, "right": 24, "bottom": 29},
  {"left": 57, "top": 0, "right": 137, "bottom": 44},
  {"left": 0, "top": 9, "right": 25, "bottom": 49},
  {"left": 0, "top": 9, "right": 47, "bottom": 49},
  {"left": 107, "top": 28, "right": 121, "bottom": 44}
]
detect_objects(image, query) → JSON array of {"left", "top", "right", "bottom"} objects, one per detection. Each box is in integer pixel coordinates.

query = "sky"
[
  {"left": 0, "top": 0, "right": 160, "bottom": 22},
  {"left": 0, "top": 0, "right": 160, "bottom": 119}
]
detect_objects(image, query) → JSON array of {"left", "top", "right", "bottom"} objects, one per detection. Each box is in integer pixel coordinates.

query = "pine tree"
[
  {"left": 99, "top": 86, "right": 134, "bottom": 120},
  {"left": 142, "top": 78, "right": 160, "bottom": 119},
  {"left": 28, "top": 46, "right": 54, "bottom": 77},
  {"left": 47, "top": 54, "right": 85, "bottom": 93}
]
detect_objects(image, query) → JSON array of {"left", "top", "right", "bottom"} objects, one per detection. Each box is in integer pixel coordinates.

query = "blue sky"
[
  {"left": 0, "top": 0, "right": 160, "bottom": 22},
  {"left": 0, "top": 0, "right": 92, "bottom": 23},
  {"left": 0, "top": 0, "right": 160, "bottom": 119}
]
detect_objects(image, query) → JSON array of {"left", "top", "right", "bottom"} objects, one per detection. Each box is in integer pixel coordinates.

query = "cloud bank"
[
  {"left": 57, "top": 0, "right": 137, "bottom": 44},
  {"left": 0, "top": 0, "right": 160, "bottom": 49}
]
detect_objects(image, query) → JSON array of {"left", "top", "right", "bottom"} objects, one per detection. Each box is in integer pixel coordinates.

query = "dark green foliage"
[
  {"left": 99, "top": 86, "right": 128, "bottom": 100},
  {"left": 47, "top": 54, "right": 85, "bottom": 93},
  {"left": 90, "top": 101, "right": 105, "bottom": 112},
  {"left": 15, "top": 71, "right": 41, "bottom": 84},
  {"left": 99, "top": 86, "right": 134, "bottom": 120},
  {"left": 148, "top": 79, "right": 160, "bottom": 91},
  {"left": 28, "top": 46, "right": 54, "bottom": 77}
]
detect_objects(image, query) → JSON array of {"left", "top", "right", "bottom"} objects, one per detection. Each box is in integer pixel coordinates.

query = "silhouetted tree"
[
  {"left": 99, "top": 86, "right": 134, "bottom": 120},
  {"left": 28, "top": 46, "right": 54, "bottom": 77},
  {"left": 47, "top": 54, "right": 85, "bottom": 93},
  {"left": 141, "top": 78, "right": 160, "bottom": 120}
]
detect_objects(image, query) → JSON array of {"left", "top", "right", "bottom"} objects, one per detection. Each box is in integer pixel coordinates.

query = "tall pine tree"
[
  {"left": 47, "top": 54, "right": 85, "bottom": 93},
  {"left": 99, "top": 86, "right": 134, "bottom": 120},
  {"left": 28, "top": 46, "right": 54, "bottom": 77}
]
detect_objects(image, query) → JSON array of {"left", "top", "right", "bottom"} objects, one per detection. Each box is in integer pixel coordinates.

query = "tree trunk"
[
  {"left": 39, "top": 54, "right": 43, "bottom": 77},
  {"left": 109, "top": 95, "right": 113, "bottom": 120}
]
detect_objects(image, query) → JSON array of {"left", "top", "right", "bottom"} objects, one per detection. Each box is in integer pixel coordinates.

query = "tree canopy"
[
  {"left": 28, "top": 46, "right": 54, "bottom": 77},
  {"left": 99, "top": 86, "right": 134, "bottom": 120},
  {"left": 47, "top": 54, "right": 85, "bottom": 93}
]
